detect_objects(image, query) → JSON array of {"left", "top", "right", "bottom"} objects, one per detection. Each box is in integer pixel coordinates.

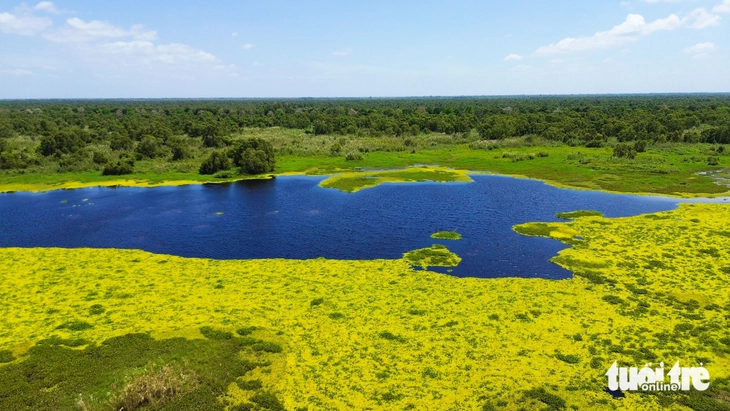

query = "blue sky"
[{"left": 1, "top": 0, "right": 729, "bottom": 98}]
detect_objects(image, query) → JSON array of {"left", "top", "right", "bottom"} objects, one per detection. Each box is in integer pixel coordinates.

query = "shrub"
[
  {"left": 310, "top": 298, "right": 324, "bottom": 307},
  {"left": 708, "top": 156, "right": 720, "bottom": 166},
  {"left": 345, "top": 150, "right": 363, "bottom": 161},
  {"left": 634, "top": 140, "right": 647, "bottom": 153},
  {"left": 613, "top": 143, "right": 637, "bottom": 159},
  {"left": 199, "top": 151, "right": 230, "bottom": 175}
]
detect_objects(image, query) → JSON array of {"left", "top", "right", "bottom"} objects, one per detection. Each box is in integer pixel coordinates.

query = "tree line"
[{"left": 0, "top": 95, "right": 728, "bottom": 174}]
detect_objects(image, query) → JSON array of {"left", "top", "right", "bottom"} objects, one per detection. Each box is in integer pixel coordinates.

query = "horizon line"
[{"left": 2, "top": 92, "right": 730, "bottom": 102}]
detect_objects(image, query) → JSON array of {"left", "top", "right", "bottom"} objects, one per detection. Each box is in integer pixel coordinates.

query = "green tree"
[
  {"left": 168, "top": 138, "right": 192, "bottom": 161},
  {"left": 38, "top": 130, "right": 84, "bottom": 157},
  {"left": 135, "top": 136, "right": 166, "bottom": 159},
  {"left": 102, "top": 153, "right": 135, "bottom": 175},
  {"left": 231, "top": 138, "right": 275, "bottom": 174},
  {"left": 199, "top": 151, "right": 230, "bottom": 175},
  {"left": 109, "top": 133, "right": 134, "bottom": 151}
]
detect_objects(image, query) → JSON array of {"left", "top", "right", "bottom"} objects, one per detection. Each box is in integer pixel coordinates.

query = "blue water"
[{"left": 0, "top": 174, "right": 695, "bottom": 279}]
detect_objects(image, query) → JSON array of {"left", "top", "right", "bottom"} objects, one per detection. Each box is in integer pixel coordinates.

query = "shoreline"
[{"left": 2, "top": 165, "right": 729, "bottom": 199}]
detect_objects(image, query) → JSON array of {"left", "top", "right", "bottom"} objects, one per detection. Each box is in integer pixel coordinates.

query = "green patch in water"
[
  {"left": 403, "top": 244, "right": 461, "bottom": 269},
  {"left": 555, "top": 210, "right": 603, "bottom": 220},
  {"left": 430, "top": 231, "right": 462, "bottom": 240}
]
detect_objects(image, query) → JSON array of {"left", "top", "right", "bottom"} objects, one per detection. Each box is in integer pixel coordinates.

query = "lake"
[{"left": 0, "top": 174, "right": 704, "bottom": 279}]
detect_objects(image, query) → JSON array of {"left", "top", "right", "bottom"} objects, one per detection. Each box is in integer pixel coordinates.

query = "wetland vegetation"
[
  {"left": 2, "top": 95, "right": 730, "bottom": 410},
  {"left": 430, "top": 231, "right": 462, "bottom": 240},
  {"left": 0, "top": 95, "right": 729, "bottom": 196},
  {"left": 1, "top": 203, "right": 730, "bottom": 409}
]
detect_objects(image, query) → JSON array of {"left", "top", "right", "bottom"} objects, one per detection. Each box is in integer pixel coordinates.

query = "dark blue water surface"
[{"left": 0, "top": 174, "right": 700, "bottom": 279}]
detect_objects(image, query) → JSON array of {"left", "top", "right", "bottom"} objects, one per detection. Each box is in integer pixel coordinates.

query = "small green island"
[
  {"left": 403, "top": 244, "right": 462, "bottom": 268},
  {"left": 430, "top": 231, "right": 462, "bottom": 240}
]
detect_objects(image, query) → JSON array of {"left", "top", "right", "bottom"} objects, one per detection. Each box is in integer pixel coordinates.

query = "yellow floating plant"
[
  {"left": 318, "top": 166, "right": 474, "bottom": 192},
  {"left": 1, "top": 203, "right": 729, "bottom": 409}
]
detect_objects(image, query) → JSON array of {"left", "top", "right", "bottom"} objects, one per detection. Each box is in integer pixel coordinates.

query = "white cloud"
[
  {"left": 47, "top": 17, "right": 157, "bottom": 43},
  {"left": 34, "top": 1, "right": 59, "bottom": 14},
  {"left": 642, "top": 0, "right": 686, "bottom": 3},
  {"left": 231, "top": 32, "right": 238, "bottom": 37},
  {"left": 685, "top": 8, "right": 721, "bottom": 28},
  {"left": 100, "top": 41, "right": 218, "bottom": 64},
  {"left": 242, "top": 43, "right": 254, "bottom": 50},
  {"left": 684, "top": 42, "right": 717, "bottom": 54},
  {"left": 713, "top": 0, "right": 730, "bottom": 13},
  {"left": 536, "top": 10, "right": 719, "bottom": 55},
  {"left": 0, "top": 12, "right": 51, "bottom": 35},
  {"left": 0, "top": 68, "right": 33, "bottom": 76},
  {"left": 332, "top": 47, "right": 353, "bottom": 56},
  {"left": 504, "top": 53, "right": 523, "bottom": 61}
]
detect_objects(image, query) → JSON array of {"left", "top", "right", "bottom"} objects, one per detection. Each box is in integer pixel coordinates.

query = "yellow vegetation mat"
[{"left": 1, "top": 203, "right": 729, "bottom": 409}]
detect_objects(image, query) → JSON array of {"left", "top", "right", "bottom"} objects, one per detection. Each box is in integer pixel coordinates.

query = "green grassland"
[
  {"left": 2, "top": 203, "right": 730, "bottom": 410},
  {"left": 1, "top": 128, "right": 728, "bottom": 196}
]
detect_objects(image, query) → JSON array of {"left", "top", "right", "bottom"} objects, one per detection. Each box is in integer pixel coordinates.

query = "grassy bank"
[
  {"left": 2, "top": 203, "right": 730, "bottom": 409},
  {"left": 1, "top": 128, "right": 728, "bottom": 196}
]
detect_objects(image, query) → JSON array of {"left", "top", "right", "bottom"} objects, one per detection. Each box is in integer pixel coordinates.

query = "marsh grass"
[
  {"left": 112, "top": 363, "right": 198, "bottom": 411},
  {"left": 402, "top": 244, "right": 461, "bottom": 268},
  {"left": 319, "top": 166, "right": 472, "bottom": 193},
  {"left": 0, "top": 332, "right": 285, "bottom": 411},
  {"left": 430, "top": 231, "right": 462, "bottom": 240},
  {"left": 3, "top": 203, "right": 730, "bottom": 410}
]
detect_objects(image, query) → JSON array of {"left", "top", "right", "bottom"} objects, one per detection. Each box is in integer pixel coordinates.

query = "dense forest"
[{"left": 0, "top": 95, "right": 728, "bottom": 176}]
